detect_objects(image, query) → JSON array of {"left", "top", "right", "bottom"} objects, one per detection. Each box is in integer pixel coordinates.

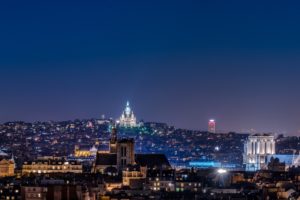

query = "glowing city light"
[{"left": 217, "top": 169, "right": 227, "bottom": 174}]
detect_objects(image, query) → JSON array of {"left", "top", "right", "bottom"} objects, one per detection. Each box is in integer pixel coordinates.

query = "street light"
[{"left": 217, "top": 168, "right": 227, "bottom": 174}]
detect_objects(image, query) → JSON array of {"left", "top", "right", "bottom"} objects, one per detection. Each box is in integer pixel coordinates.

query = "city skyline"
[
  {"left": 1, "top": 1, "right": 300, "bottom": 198},
  {"left": 1, "top": 1, "right": 300, "bottom": 134},
  {"left": 0, "top": 100, "right": 295, "bottom": 135}
]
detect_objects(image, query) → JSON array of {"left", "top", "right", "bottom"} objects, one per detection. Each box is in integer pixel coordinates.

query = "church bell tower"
[{"left": 109, "top": 126, "right": 117, "bottom": 154}]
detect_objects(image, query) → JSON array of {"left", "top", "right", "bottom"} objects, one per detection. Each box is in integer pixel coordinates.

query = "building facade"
[
  {"left": 116, "top": 139, "right": 135, "bottom": 170},
  {"left": 22, "top": 157, "right": 82, "bottom": 175},
  {"left": 244, "top": 134, "right": 276, "bottom": 171},
  {"left": 122, "top": 165, "right": 146, "bottom": 189},
  {"left": 93, "top": 127, "right": 135, "bottom": 173},
  {"left": 21, "top": 185, "right": 91, "bottom": 200},
  {"left": 74, "top": 145, "right": 98, "bottom": 157},
  {"left": 119, "top": 101, "right": 137, "bottom": 127},
  {"left": 0, "top": 158, "right": 15, "bottom": 177}
]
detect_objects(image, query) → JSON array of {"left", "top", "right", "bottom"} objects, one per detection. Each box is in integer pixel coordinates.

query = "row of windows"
[
  {"left": 120, "top": 147, "right": 127, "bottom": 157},
  {"left": 24, "top": 166, "right": 82, "bottom": 170},
  {"left": 27, "top": 193, "right": 42, "bottom": 198},
  {"left": 176, "top": 188, "right": 199, "bottom": 192},
  {"left": 151, "top": 182, "right": 201, "bottom": 187},
  {"left": 121, "top": 159, "right": 127, "bottom": 166},
  {"left": 153, "top": 188, "right": 199, "bottom": 192},
  {"left": 148, "top": 174, "right": 174, "bottom": 178},
  {"left": 24, "top": 165, "right": 81, "bottom": 168},
  {"left": 4, "top": 196, "right": 16, "bottom": 200}
]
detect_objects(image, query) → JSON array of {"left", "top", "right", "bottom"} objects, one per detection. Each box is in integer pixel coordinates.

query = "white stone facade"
[
  {"left": 244, "top": 134, "right": 275, "bottom": 171},
  {"left": 119, "top": 101, "right": 137, "bottom": 127}
]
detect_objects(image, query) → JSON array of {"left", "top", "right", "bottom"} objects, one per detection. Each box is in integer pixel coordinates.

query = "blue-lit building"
[
  {"left": 189, "top": 161, "right": 237, "bottom": 169},
  {"left": 266, "top": 154, "right": 295, "bottom": 169},
  {"left": 189, "top": 161, "right": 221, "bottom": 168}
]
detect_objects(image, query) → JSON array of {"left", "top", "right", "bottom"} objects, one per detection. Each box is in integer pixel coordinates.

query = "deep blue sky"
[{"left": 0, "top": 0, "right": 300, "bottom": 134}]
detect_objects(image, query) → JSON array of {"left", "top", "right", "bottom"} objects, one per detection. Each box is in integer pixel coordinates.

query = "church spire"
[
  {"left": 111, "top": 124, "right": 117, "bottom": 143},
  {"left": 109, "top": 124, "right": 118, "bottom": 153}
]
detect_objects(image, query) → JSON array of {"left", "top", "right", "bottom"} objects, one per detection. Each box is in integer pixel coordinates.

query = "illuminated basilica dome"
[{"left": 119, "top": 101, "right": 137, "bottom": 127}]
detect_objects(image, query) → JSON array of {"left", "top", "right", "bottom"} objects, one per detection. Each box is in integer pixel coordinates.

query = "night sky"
[{"left": 1, "top": 0, "right": 300, "bottom": 134}]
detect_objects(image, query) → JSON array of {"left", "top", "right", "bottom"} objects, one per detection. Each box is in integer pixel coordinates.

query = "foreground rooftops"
[{"left": 135, "top": 154, "right": 171, "bottom": 169}]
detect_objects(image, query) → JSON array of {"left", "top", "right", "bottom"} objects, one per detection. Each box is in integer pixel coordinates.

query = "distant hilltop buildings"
[
  {"left": 119, "top": 101, "right": 137, "bottom": 128},
  {"left": 119, "top": 101, "right": 217, "bottom": 132}
]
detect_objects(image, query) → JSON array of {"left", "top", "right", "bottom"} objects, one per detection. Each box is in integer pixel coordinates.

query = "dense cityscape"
[
  {"left": 0, "top": 102, "right": 299, "bottom": 199},
  {"left": 1, "top": 1, "right": 300, "bottom": 199}
]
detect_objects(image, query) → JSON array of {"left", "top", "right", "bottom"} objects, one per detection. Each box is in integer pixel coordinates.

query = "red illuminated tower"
[{"left": 208, "top": 119, "right": 216, "bottom": 133}]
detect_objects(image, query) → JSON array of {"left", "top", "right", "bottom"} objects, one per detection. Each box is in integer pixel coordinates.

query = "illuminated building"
[
  {"left": 208, "top": 119, "right": 216, "bottom": 133},
  {"left": 105, "top": 182, "right": 122, "bottom": 192},
  {"left": 0, "top": 158, "right": 15, "bottom": 177},
  {"left": 93, "top": 126, "right": 172, "bottom": 192},
  {"left": 264, "top": 154, "right": 300, "bottom": 170},
  {"left": 74, "top": 145, "right": 98, "bottom": 157},
  {"left": 175, "top": 170, "right": 203, "bottom": 193},
  {"left": 119, "top": 101, "right": 137, "bottom": 127},
  {"left": 147, "top": 168, "right": 175, "bottom": 192},
  {"left": 189, "top": 161, "right": 221, "bottom": 168},
  {"left": 0, "top": 185, "right": 20, "bottom": 200},
  {"left": 22, "top": 186, "right": 47, "bottom": 200},
  {"left": 22, "top": 157, "right": 82, "bottom": 174},
  {"left": 243, "top": 134, "right": 276, "bottom": 171},
  {"left": 122, "top": 165, "right": 147, "bottom": 189},
  {"left": 94, "top": 128, "right": 171, "bottom": 174}
]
